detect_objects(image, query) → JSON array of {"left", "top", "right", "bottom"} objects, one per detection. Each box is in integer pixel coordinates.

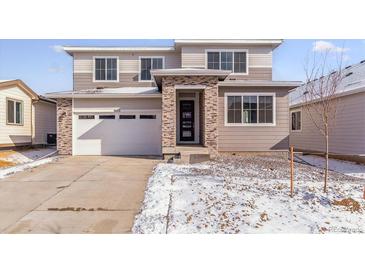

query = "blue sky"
[{"left": 1, "top": 39, "right": 364, "bottom": 94}]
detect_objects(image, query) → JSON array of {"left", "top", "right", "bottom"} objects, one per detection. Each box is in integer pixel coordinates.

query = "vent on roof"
[
  {"left": 345, "top": 72, "right": 353, "bottom": 77},
  {"left": 345, "top": 65, "right": 352, "bottom": 69}
]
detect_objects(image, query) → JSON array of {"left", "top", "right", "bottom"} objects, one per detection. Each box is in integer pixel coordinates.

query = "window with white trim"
[
  {"left": 94, "top": 57, "right": 118, "bottom": 81},
  {"left": 7, "top": 98, "right": 23, "bottom": 125},
  {"left": 291, "top": 111, "right": 301, "bottom": 131},
  {"left": 207, "top": 50, "right": 247, "bottom": 73},
  {"left": 226, "top": 94, "right": 275, "bottom": 125},
  {"left": 140, "top": 57, "right": 163, "bottom": 81}
]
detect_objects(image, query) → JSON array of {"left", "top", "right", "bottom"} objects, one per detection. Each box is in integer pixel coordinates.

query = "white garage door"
[{"left": 73, "top": 111, "right": 162, "bottom": 155}]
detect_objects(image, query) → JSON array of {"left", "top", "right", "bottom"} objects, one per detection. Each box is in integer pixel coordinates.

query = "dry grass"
[
  {"left": 0, "top": 159, "right": 15, "bottom": 168},
  {"left": 0, "top": 150, "right": 16, "bottom": 158},
  {"left": 333, "top": 198, "right": 362, "bottom": 213}
]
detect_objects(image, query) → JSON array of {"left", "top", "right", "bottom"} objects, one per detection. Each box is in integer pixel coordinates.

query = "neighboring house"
[
  {"left": 46, "top": 39, "right": 300, "bottom": 157},
  {"left": 289, "top": 61, "right": 365, "bottom": 162},
  {"left": 0, "top": 79, "right": 56, "bottom": 148}
]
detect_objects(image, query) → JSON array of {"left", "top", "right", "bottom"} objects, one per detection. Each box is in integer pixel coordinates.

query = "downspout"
[
  {"left": 31, "top": 98, "right": 39, "bottom": 147},
  {"left": 31, "top": 99, "right": 34, "bottom": 146}
]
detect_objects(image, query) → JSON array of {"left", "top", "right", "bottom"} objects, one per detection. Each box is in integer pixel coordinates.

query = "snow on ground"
[
  {"left": 0, "top": 148, "right": 57, "bottom": 179},
  {"left": 297, "top": 155, "right": 365, "bottom": 179},
  {"left": 0, "top": 157, "right": 57, "bottom": 179},
  {"left": 133, "top": 156, "right": 365, "bottom": 234},
  {"left": 0, "top": 147, "right": 56, "bottom": 165}
]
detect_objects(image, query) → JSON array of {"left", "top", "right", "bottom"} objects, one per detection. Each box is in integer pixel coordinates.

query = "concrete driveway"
[{"left": 0, "top": 156, "right": 160, "bottom": 233}]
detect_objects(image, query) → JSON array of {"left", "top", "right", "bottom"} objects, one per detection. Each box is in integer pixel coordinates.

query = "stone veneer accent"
[
  {"left": 56, "top": 98, "right": 72, "bottom": 155},
  {"left": 162, "top": 76, "right": 219, "bottom": 153}
]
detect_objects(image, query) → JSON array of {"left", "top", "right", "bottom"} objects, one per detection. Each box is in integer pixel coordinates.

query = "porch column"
[
  {"left": 204, "top": 83, "right": 218, "bottom": 152},
  {"left": 161, "top": 77, "right": 176, "bottom": 154}
]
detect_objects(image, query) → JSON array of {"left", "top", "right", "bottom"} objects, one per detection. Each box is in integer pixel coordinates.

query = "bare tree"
[{"left": 302, "top": 49, "right": 345, "bottom": 192}]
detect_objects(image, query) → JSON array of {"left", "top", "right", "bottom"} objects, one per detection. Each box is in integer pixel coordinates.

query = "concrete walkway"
[{"left": 0, "top": 156, "right": 160, "bottom": 233}]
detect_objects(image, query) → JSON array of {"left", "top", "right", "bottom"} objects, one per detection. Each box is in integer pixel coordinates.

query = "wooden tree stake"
[{"left": 290, "top": 146, "right": 294, "bottom": 197}]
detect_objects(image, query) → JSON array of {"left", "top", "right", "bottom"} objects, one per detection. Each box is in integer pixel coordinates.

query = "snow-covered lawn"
[
  {"left": 133, "top": 156, "right": 365, "bottom": 234},
  {"left": 0, "top": 147, "right": 57, "bottom": 179},
  {"left": 297, "top": 155, "right": 365, "bottom": 179}
]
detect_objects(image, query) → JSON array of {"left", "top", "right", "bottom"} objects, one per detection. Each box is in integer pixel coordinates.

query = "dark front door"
[{"left": 180, "top": 100, "right": 194, "bottom": 142}]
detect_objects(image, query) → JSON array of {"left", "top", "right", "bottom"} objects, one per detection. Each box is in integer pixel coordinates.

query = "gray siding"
[
  {"left": 218, "top": 86, "right": 290, "bottom": 152},
  {"left": 181, "top": 45, "right": 273, "bottom": 80},
  {"left": 74, "top": 73, "right": 155, "bottom": 90},
  {"left": 33, "top": 100, "right": 56, "bottom": 144},
  {"left": 289, "top": 92, "right": 365, "bottom": 155},
  {"left": 225, "top": 67, "right": 272, "bottom": 80},
  {"left": 73, "top": 52, "right": 181, "bottom": 90}
]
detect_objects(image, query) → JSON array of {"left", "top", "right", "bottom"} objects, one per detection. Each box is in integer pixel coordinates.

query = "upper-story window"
[
  {"left": 94, "top": 57, "right": 118, "bottom": 81},
  {"left": 139, "top": 57, "right": 164, "bottom": 81},
  {"left": 207, "top": 50, "right": 248, "bottom": 74}
]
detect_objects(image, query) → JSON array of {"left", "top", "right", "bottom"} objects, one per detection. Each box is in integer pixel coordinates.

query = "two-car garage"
[{"left": 71, "top": 94, "right": 162, "bottom": 156}]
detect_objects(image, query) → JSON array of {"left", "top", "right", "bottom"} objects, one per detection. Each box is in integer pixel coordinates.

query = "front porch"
[
  {"left": 173, "top": 145, "right": 211, "bottom": 164},
  {"left": 157, "top": 74, "right": 224, "bottom": 157}
]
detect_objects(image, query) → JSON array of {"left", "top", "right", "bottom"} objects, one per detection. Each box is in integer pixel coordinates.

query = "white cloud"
[
  {"left": 48, "top": 65, "right": 64, "bottom": 73},
  {"left": 50, "top": 45, "right": 64, "bottom": 53},
  {"left": 312, "top": 41, "right": 349, "bottom": 53}
]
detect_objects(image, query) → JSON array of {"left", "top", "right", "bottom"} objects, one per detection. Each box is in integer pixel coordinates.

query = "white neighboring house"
[
  {"left": 289, "top": 61, "right": 365, "bottom": 163},
  {"left": 0, "top": 79, "right": 56, "bottom": 148}
]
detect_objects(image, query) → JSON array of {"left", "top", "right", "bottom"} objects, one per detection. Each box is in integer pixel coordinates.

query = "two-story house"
[{"left": 46, "top": 39, "right": 301, "bottom": 157}]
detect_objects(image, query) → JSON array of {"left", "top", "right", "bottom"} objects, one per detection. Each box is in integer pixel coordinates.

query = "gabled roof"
[
  {"left": 46, "top": 87, "right": 161, "bottom": 99},
  {"left": 0, "top": 79, "right": 39, "bottom": 100}
]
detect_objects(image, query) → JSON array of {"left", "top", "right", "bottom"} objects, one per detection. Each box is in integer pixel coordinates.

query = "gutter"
[{"left": 46, "top": 93, "right": 162, "bottom": 99}]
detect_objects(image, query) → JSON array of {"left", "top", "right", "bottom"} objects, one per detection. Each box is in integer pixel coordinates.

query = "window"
[
  {"left": 140, "top": 57, "right": 164, "bottom": 81},
  {"left": 140, "top": 114, "right": 156, "bottom": 119},
  {"left": 207, "top": 50, "right": 247, "bottom": 73},
  {"left": 258, "top": 96, "right": 273, "bottom": 123},
  {"left": 225, "top": 93, "right": 275, "bottom": 125},
  {"left": 94, "top": 57, "right": 118, "bottom": 81},
  {"left": 243, "top": 96, "right": 257, "bottom": 123},
  {"left": 227, "top": 96, "right": 242, "bottom": 123},
  {"left": 99, "top": 115, "right": 115, "bottom": 119},
  {"left": 291, "top": 111, "right": 301, "bottom": 131},
  {"left": 78, "top": 115, "right": 95, "bottom": 119},
  {"left": 119, "top": 115, "right": 136, "bottom": 119},
  {"left": 221, "top": 52, "right": 233, "bottom": 71},
  {"left": 7, "top": 99, "right": 23, "bottom": 125},
  {"left": 207, "top": 52, "right": 220, "bottom": 70}
]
